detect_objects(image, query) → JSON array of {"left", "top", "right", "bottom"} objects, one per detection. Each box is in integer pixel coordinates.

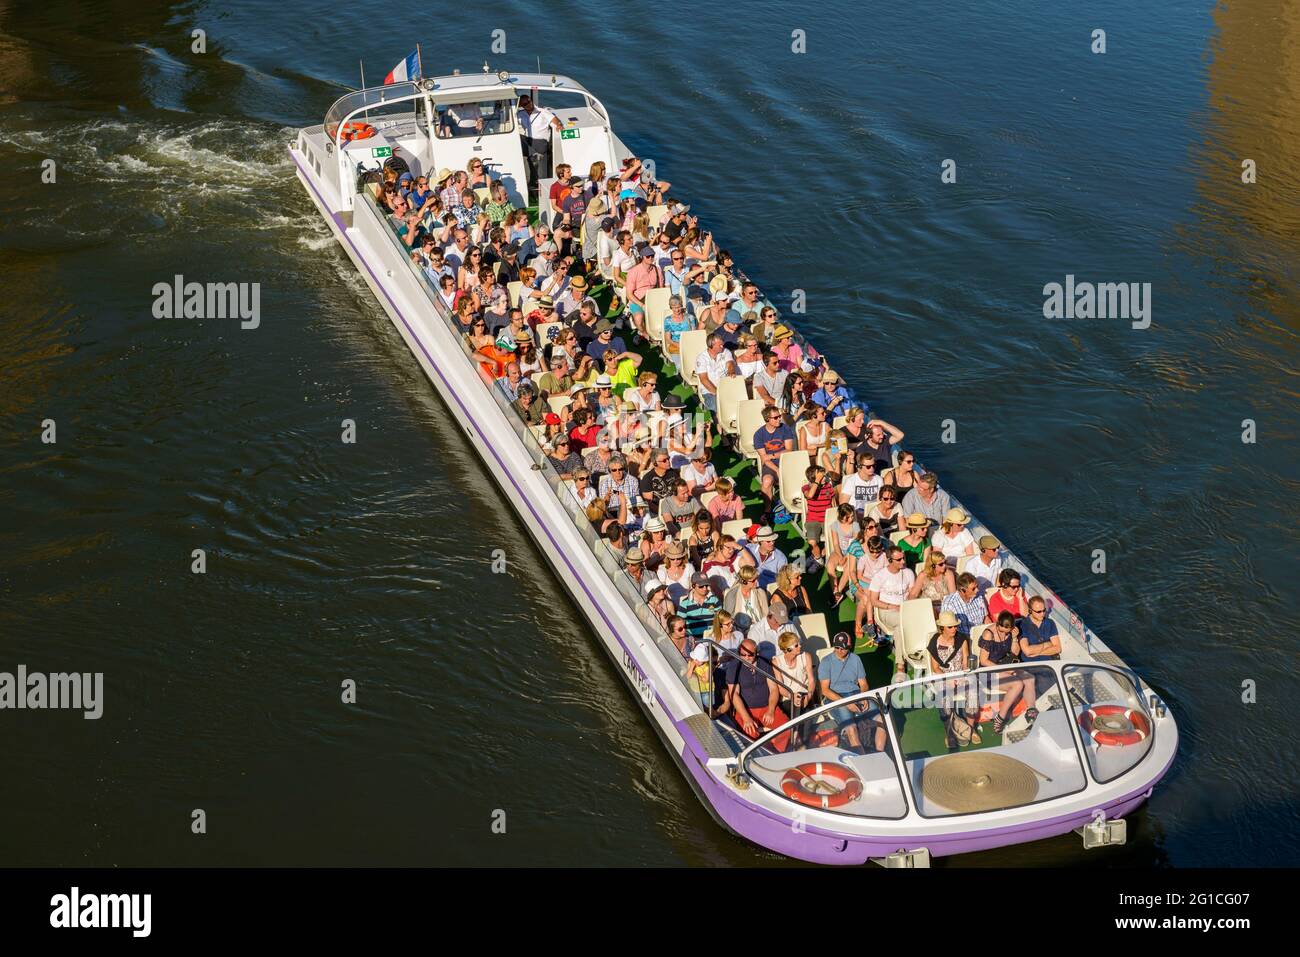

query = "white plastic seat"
[
  {"left": 474, "top": 187, "right": 490, "bottom": 205},
  {"left": 796, "top": 613, "right": 831, "bottom": 656},
  {"left": 721, "top": 519, "right": 750, "bottom": 542},
  {"left": 832, "top": 415, "right": 847, "bottom": 430},
  {"left": 644, "top": 287, "right": 671, "bottom": 340},
  {"left": 508, "top": 281, "right": 522, "bottom": 308},
  {"left": 699, "top": 490, "right": 718, "bottom": 510},
  {"left": 678, "top": 330, "right": 708, "bottom": 387},
  {"left": 715, "top": 375, "right": 748, "bottom": 436},
  {"left": 956, "top": 555, "right": 972, "bottom": 576},
  {"left": 897, "top": 598, "right": 937, "bottom": 678},
  {"left": 547, "top": 395, "right": 572, "bottom": 417},
  {"left": 529, "top": 372, "right": 547, "bottom": 391},
  {"left": 535, "top": 321, "right": 562, "bottom": 348},
  {"left": 646, "top": 204, "right": 669, "bottom": 231},
  {"left": 889, "top": 530, "right": 907, "bottom": 545},
  {"left": 736, "top": 399, "right": 766, "bottom": 462},
  {"left": 778, "top": 449, "right": 812, "bottom": 522}
]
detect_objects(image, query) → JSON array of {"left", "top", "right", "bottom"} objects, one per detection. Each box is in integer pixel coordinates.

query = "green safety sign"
[
  {"left": 560, "top": 128, "right": 580, "bottom": 140},
  {"left": 372, "top": 146, "right": 393, "bottom": 158}
]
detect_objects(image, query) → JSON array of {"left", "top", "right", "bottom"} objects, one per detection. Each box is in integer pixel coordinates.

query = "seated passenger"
[
  {"left": 810, "top": 370, "right": 852, "bottom": 415},
  {"left": 702, "top": 534, "right": 750, "bottom": 593},
  {"left": 597, "top": 454, "right": 638, "bottom": 525},
  {"left": 640, "top": 516, "right": 671, "bottom": 570},
  {"left": 964, "top": 534, "right": 1004, "bottom": 594},
  {"left": 900, "top": 472, "right": 951, "bottom": 530},
  {"left": 769, "top": 565, "right": 811, "bottom": 619},
  {"left": 693, "top": 333, "right": 738, "bottom": 414},
  {"left": 800, "top": 464, "right": 836, "bottom": 569},
  {"left": 866, "top": 487, "right": 902, "bottom": 539},
  {"left": 627, "top": 370, "right": 661, "bottom": 413},
  {"left": 931, "top": 508, "right": 976, "bottom": 564},
  {"left": 705, "top": 476, "right": 745, "bottom": 524},
  {"left": 681, "top": 446, "right": 717, "bottom": 498},
  {"left": 987, "top": 568, "right": 1029, "bottom": 621},
  {"left": 798, "top": 403, "right": 832, "bottom": 457},
  {"left": 940, "top": 573, "right": 991, "bottom": 634},
  {"left": 661, "top": 296, "right": 696, "bottom": 357},
  {"left": 493, "top": 361, "right": 525, "bottom": 403},
  {"left": 851, "top": 535, "right": 889, "bottom": 637},
  {"left": 686, "top": 509, "right": 720, "bottom": 566},
  {"left": 752, "top": 406, "right": 795, "bottom": 520},
  {"left": 908, "top": 550, "right": 957, "bottom": 612},
  {"left": 546, "top": 435, "right": 584, "bottom": 479},
  {"left": 658, "top": 478, "right": 699, "bottom": 535},
  {"left": 484, "top": 181, "right": 515, "bottom": 228},
  {"left": 729, "top": 333, "right": 760, "bottom": 381},
  {"left": 649, "top": 588, "right": 677, "bottom": 635},
  {"left": 678, "top": 573, "right": 722, "bottom": 643},
  {"left": 818, "top": 632, "right": 883, "bottom": 752},
  {"left": 1017, "top": 596, "right": 1060, "bottom": 663},
  {"left": 868, "top": 546, "right": 916, "bottom": 653},
  {"left": 774, "top": 631, "right": 816, "bottom": 718},
  {"left": 929, "top": 612, "right": 979, "bottom": 748},
  {"left": 511, "top": 383, "right": 544, "bottom": 426},
  {"left": 567, "top": 407, "right": 601, "bottom": 452},
  {"left": 537, "top": 353, "right": 573, "bottom": 398},
  {"left": 824, "top": 504, "right": 861, "bottom": 595},
  {"left": 656, "top": 541, "right": 696, "bottom": 603},
  {"left": 684, "top": 642, "right": 715, "bottom": 714},
  {"left": 840, "top": 455, "right": 883, "bottom": 516},
  {"left": 979, "top": 610, "right": 1039, "bottom": 733},
  {"left": 898, "top": 512, "right": 931, "bottom": 570},
  {"left": 570, "top": 468, "right": 597, "bottom": 510},
  {"left": 744, "top": 525, "right": 788, "bottom": 590},
  {"left": 720, "top": 638, "right": 790, "bottom": 751},
  {"left": 723, "top": 564, "right": 769, "bottom": 634},
  {"left": 638, "top": 450, "right": 676, "bottom": 508}
]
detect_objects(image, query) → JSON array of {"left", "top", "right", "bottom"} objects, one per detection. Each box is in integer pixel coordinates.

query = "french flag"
[{"left": 384, "top": 50, "right": 420, "bottom": 85}]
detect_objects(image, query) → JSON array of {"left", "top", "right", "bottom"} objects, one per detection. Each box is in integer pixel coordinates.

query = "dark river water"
[{"left": 1, "top": 0, "right": 1296, "bottom": 866}]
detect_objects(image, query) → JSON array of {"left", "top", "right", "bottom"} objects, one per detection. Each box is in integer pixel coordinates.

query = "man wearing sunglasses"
[
  {"left": 720, "top": 639, "right": 790, "bottom": 750},
  {"left": 867, "top": 546, "right": 916, "bottom": 648}
]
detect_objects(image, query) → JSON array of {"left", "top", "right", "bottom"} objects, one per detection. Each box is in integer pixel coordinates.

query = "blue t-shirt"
[
  {"left": 753, "top": 423, "right": 796, "bottom": 463},
  {"left": 725, "top": 656, "right": 774, "bottom": 710},
  {"left": 1019, "top": 616, "right": 1059, "bottom": 660},
  {"left": 586, "top": 335, "right": 627, "bottom": 363},
  {"left": 821, "top": 651, "right": 866, "bottom": 697}
]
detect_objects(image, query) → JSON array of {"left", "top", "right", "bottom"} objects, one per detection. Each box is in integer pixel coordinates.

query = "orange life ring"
[
  {"left": 339, "top": 121, "right": 377, "bottom": 143},
  {"left": 779, "top": 761, "right": 863, "bottom": 810},
  {"left": 1078, "top": 704, "right": 1150, "bottom": 747}
]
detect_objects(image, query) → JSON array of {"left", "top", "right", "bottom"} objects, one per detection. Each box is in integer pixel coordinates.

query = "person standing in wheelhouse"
[{"left": 517, "top": 92, "right": 562, "bottom": 199}]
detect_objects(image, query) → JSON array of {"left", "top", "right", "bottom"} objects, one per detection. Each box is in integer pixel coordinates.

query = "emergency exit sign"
[
  {"left": 372, "top": 146, "right": 393, "bottom": 158},
  {"left": 560, "top": 128, "right": 580, "bottom": 140}
]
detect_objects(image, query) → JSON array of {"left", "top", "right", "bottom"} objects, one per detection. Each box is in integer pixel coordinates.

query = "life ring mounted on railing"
[
  {"left": 1078, "top": 704, "right": 1150, "bottom": 747},
  {"left": 335, "top": 121, "right": 377, "bottom": 144},
  {"left": 779, "top": 762, "right": 863, "bottom": 810}
]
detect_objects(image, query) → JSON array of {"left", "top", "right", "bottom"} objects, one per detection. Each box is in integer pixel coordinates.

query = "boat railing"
[
  {"left": 324, "top": 81, "right": 424, "bottom": 142},
  {"left": 357, "top": 187, "right": 708, "bottom": 711}
]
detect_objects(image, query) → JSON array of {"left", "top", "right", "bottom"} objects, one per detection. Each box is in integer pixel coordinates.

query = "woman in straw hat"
[
  {"left": 928, "top": 611, "right": 980, "bottom": 747},
  {"left": 932, "top": 507, "right": 977, "bottom": 563},
  {"left": 899, "top": 512, "right": 931, "bottom": 571}
]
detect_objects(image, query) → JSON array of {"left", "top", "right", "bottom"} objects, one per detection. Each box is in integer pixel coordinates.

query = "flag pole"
[
  {"left": 416, "top": 44, "right": 423, "bottom": 80},
  {"left": 359, "top": 59, "right": 369, "bottom": 121}
]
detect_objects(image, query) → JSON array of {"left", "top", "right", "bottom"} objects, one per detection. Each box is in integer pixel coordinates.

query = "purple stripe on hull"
[{"left": 672, "top": 731, "right": 1176, "bottom": 865}]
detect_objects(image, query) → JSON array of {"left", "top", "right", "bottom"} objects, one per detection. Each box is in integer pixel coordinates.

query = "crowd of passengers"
[{"left": 376, "top": 153, "right": 1064, "bottom": 755}]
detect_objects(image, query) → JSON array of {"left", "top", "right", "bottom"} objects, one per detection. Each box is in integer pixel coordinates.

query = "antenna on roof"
[{"left": 536, "top": 55, "right": 541, "bottom": 74}]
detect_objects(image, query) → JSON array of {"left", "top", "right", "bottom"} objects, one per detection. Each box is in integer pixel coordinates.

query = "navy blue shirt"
[
  {"left": 725, "top": 657, "right": 774, "bottom": 710},
  {"left": 586, "top": 335, "right": 627, "bottom": 364},
  {"left": 1018, "top": 615, "right": 1059, "bottom": 660}
]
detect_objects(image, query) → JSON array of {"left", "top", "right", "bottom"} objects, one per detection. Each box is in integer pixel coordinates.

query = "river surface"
[{"left": 1, "top": 0, "right": 1297, "bottom": 866}]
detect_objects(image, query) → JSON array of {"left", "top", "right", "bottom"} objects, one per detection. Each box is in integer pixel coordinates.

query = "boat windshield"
[
  {"left": 324, "top": 82, "right": 422, "bottom": 139},
  {"left": 1063, "top": 664, "right": 1155, "bottom": 784},
  {"left": 739, "top": 691, "right": 908, "bottom": 819},
  {"left": 887, "top": 665, "right": 1088, "bottom": 818}
]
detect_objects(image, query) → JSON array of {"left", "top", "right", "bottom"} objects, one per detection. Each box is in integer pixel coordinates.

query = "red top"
[
  {"left": 569, "top": 424, "right": 601, "bottom": 451},
  {"left": 802, "top": 480, "right": 836, "bottom": 523},
  {"left": 987, "top": 590, "right": 1024, "bottom": 621}
]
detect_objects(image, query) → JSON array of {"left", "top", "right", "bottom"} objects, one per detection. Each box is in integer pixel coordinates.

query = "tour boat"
[{"left": 289, "top": 68, "right": 1178, "bottom": 865}]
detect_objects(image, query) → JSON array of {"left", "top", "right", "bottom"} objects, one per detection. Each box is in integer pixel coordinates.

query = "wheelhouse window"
[
  {"left": 434, "top": 99, "right": 515, "bottom": 138},
  {"left": 887, "top": 665, "right": 1088, "bottom": 818}
]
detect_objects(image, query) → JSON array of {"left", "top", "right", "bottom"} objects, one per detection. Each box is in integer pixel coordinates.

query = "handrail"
[{"left": 694, "top": 637, "right": 810, "bottom": 697}]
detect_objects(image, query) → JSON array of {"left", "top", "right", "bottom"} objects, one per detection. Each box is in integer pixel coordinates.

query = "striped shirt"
[
  {"left": 678, "top": 593, "right": 721, "bottom": 640},
  {"left": 940, "top": 591, "right": 989, "bottom": 634}
]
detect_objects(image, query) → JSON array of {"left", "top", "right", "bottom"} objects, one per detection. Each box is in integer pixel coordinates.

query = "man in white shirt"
[
  {"left": 867, "top": 546, "right": 916, "bottom": 642},
  {"left": 693, "top": 332, "right": 737, "bottom": 413},
  {"left": 609, "top": 230, "right": 637, "bottom": 287},
  {"left": 516, "top": 93, "right": 563, "bottom": 193},
  {"left": 597, "top": 218, "right": 619, "bottom": 279},
  {"left": 964, "top": 535, "right": 1004, "bottom": 594},
  {"left": 746, "top": 603, "right": 791, "bottom": 658},
  {"left": 839, "top": 457, "right": 883, "bottom": 516}
]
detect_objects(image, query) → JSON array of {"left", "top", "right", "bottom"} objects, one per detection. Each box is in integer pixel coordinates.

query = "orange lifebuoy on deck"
[
  {"left": 779, "top": 761, "right": 863, "bottom": 810},
  {"left": 339, "top": 121, "right": 377, "bottom": 143},
  {"left": 1078, "top": 704, "right": 1150, "bottom": 747}
]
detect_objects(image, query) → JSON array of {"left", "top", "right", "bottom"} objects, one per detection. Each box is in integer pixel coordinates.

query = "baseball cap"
[
  {"left": 690, "top": 573, "right": 709, "bottom": 586},
  {"left": 979, "top": 535, "right": 1001, "bottom": 550},
  {"left": 543, "top": 412, "right": 561, "bottom": 426},
  {"left": 831, "top": 631, "right": 853, "bottom": 650}
]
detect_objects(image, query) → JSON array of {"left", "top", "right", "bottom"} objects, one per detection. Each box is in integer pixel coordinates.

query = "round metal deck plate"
[
  {"left": 1093, "top": 713, "right": 1132, "bottom": 734},
  {"left": 921, "top": 752, "right": 1039, "bottom": 813}
]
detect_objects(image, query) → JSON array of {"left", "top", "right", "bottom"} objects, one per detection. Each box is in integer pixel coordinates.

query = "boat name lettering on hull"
[{"left": 622, "top": 650, "right": 655, "bottom": 709}]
